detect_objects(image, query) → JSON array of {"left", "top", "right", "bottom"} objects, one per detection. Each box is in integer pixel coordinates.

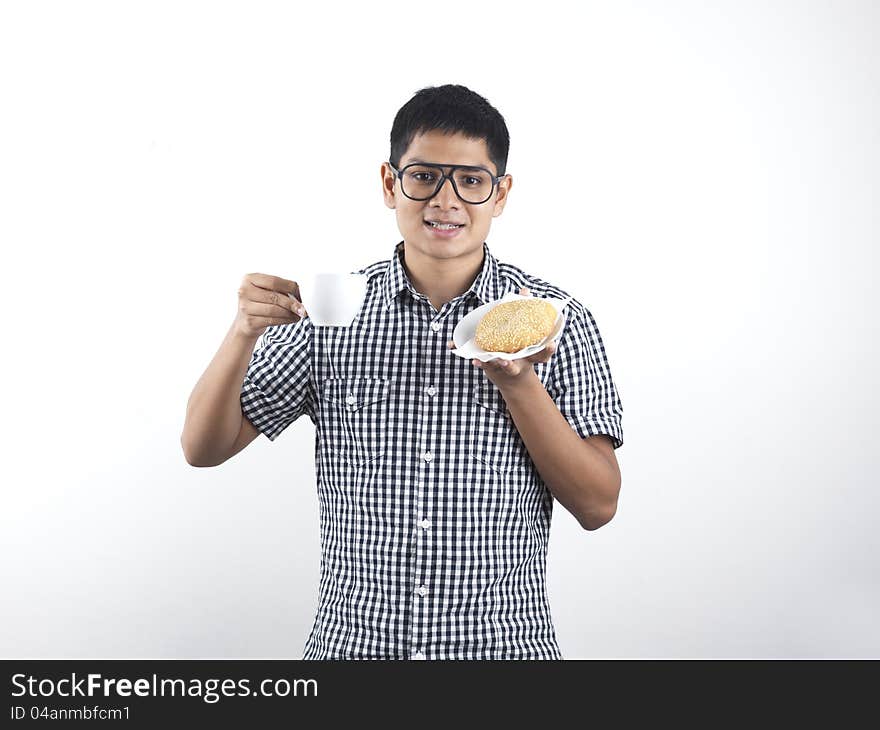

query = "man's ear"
[
  {"left": 381, "top": 163, "right": 396, "bottom": 209},
  {"left": 492, "top": 174, "right": 513, "bottom": 217}
]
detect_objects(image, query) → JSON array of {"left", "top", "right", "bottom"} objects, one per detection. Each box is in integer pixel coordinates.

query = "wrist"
[
  {"left": 498, "top": 367, "right": 543, "bottom": 401},
  {"left": 229, "top": 321, "right": 260, "bottom": 348}
]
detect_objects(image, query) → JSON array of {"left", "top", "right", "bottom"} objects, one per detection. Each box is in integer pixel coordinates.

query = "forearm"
[
  {"left": 181, "top": 321, "right": 259, "bottom": 466},
  {"left": 500, "top": 372, "right": 620, "bottom": 529}
]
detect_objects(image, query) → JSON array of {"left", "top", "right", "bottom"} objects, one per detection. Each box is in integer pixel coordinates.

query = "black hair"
[{"left": 389, "top": 84, "right": 510, "bottom": 176}]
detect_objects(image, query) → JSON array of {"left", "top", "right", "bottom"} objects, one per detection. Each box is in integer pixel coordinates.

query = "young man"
[{"left": 181, "top": 84, "right": 624, "bottom": 660}]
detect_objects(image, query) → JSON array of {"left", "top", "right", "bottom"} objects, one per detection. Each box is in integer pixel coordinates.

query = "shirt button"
[
  {"left": 426, "top": 386, "right": 437, "bottom": 397},
  {"left": 430, "top": 322, "right": 441, "bottom": 332},
  {"left": 345, "top": 395, "right": 356, "bottom": 406},
  {"left": 417, "top": 585, "right": 428, "bottom": 597},
  {"left": 412, "top": 651, "right": 426, "bottom": 660},
  {"left": 422, "top": 451, "right": 433, "bottom": 463},
  {"left": 419, "top": 519, "right": 431, "bottom": 530}
]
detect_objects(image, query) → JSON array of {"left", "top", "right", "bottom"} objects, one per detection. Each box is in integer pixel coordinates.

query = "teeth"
[{"left": 428, "top": 221, "right": 462, "bottom": 229}]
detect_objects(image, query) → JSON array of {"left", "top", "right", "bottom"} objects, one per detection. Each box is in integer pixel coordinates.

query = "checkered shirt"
[{"left": 240, "top": 241, "right": 624, "bottom": 659}]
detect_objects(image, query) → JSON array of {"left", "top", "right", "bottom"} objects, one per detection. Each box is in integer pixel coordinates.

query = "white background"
[{"left": 1, "top": 0, "right": 877, "bottom": 658}]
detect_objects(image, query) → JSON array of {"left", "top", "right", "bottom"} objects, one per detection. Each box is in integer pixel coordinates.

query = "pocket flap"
[
  {"left": 322, "top": 377, "right": 390, "bottom": 411},
  {"left": 473, "top": 378, "right": 510, "bottom": 418}
]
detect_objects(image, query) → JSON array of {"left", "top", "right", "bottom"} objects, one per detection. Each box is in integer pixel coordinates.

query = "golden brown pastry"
[{"left": 474, "top": 298, "right": 558, "bottom": 353}]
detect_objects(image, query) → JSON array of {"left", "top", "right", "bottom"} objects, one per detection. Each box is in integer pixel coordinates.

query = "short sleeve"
[
  {"left": 550, "top": 304, "right": 624, "bottom": 449},
  {"left": 240, "top": 318, "right": 315, "bottom": 441}
]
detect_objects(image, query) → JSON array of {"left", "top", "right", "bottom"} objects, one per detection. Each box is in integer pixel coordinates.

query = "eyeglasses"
[{"left": 389, "top": 161, "right": 506, "bottom": 205}]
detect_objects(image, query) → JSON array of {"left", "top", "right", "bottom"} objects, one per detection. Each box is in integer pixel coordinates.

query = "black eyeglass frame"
[{"left": 388, "top": 161, "right": 507, "bottom": 205}]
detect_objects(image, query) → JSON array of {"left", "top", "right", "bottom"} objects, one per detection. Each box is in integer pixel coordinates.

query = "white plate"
[{"left": 451, "top": 292, "right": 572, "bottom": 362}]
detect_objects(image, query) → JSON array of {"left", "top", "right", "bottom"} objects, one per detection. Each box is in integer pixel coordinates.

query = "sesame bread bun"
[{"left": 474, "top": 298, "right": 559, "bottom": 353}]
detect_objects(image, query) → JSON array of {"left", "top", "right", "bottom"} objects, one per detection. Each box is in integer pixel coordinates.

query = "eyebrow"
[{"left": 405, "top": 158, "right": 490, "bottom": 170}]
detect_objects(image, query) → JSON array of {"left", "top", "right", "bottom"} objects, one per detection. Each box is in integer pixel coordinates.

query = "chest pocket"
[
  {"left": 320, "top": 377, "right": 390, "bottom": 468},
  {"left": 469, "top": 378, "right": 530, "bottom": 474}
]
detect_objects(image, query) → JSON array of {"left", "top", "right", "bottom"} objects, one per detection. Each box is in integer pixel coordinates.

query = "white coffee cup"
[{"left": 295, "top": 272, "right": 368, "bottom": 327}]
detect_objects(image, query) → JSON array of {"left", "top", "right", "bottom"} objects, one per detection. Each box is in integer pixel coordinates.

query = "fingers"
[
  {"left": 236, "top": 281, "right": 307, "bottom": 337},
  {"left": 519, "top": 286, "right": 532, "bottom": 296},
  {"left": 527, "top": 341, "right": 557, "bottom": 363},
  {"left": 287, "top": 293, "right": 307, "bottom": 318},
  {"left": 248, "top": 273, "right": 300, "bottom": 297},
  {"left": 239, "top": 280, "right": 301, "bottom": 318},
  {"left": 234, "top": 274, "right": 310, "bottom": 338},
  {"left": 246, "top": 274, "right": 306, "bottom": 313}
]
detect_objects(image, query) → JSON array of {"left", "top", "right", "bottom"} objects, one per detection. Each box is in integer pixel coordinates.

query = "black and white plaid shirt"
[{"left": 240, "top": 241, "right": 624, "bottom": 660}]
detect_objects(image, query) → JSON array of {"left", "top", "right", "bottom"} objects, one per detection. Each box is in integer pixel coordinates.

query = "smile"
[
  {"left": 426, "top": 221, "right": 465, "bottom": 229},
  {"left": 424, "top": 220, "right": 466, "bottom": 238}
]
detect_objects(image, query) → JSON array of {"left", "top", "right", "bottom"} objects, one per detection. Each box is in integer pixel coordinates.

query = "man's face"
[{"left": 381, "top": 130, "right": 512, "bottom": 262}]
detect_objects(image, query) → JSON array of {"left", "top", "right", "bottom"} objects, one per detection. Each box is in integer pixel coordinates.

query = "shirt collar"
[{"left": 382, "top": 240, "right": 503, "bottom": 310}]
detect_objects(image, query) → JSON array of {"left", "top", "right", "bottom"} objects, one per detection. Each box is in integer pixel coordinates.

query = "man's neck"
[{"left": 400, "top": 242, "right": 485, "bottom": 311}]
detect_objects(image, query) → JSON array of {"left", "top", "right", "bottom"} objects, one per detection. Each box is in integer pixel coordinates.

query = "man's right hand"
[{"left": 233, "top": 273, "right": 308, "bottom": 339}]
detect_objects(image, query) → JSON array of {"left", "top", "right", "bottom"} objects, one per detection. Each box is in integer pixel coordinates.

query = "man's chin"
[{"left": 413, "top": 230, "right": 482, "bottom": 256}]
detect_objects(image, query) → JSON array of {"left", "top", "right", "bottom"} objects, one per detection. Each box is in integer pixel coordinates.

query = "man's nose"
[{"left": 432, "top": 175, "right": 460, "bottom": 207}]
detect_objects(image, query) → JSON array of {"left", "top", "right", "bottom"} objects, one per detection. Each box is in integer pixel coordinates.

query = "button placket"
[{"left": 411, "top": 317, "right": 444, "bottom": 665}]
